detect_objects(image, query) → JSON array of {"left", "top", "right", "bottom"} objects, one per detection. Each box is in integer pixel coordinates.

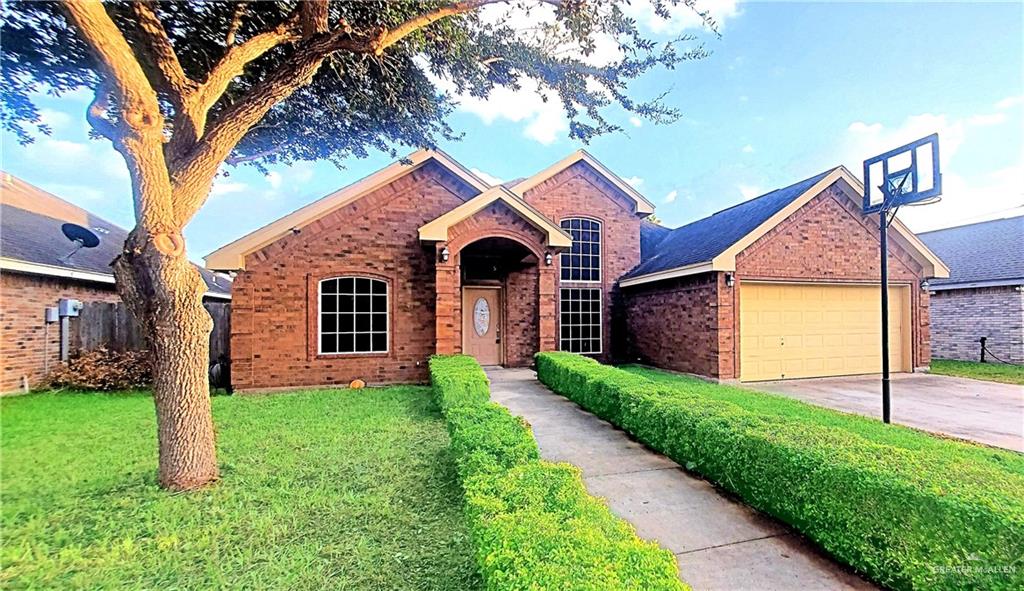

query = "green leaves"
[{"left": 536, "top": 353, "right": 1024, "bottom": 591}]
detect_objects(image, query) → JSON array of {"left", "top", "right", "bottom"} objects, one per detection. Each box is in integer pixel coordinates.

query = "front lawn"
[
  {"left": 930, "top": 358, "right": 1024, "bottom": 385},
  {"left": 1, "top": 387, "right": 481, "bottom": 590}
]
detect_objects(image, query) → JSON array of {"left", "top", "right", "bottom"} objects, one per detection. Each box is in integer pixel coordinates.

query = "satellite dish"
[{"left": 59, "top": 223, "right": 101, "bottom": 263}]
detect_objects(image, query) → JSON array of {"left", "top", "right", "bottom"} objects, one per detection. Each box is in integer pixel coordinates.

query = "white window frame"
[
  {"left": 559, "top": 217, "right": 602, "bottom": 284},
  {"left": 559, "top": 287, "right": 603, "bottom": 354},
  {"left": 317, "top": 276, "right": 389, "bottom": 355}
]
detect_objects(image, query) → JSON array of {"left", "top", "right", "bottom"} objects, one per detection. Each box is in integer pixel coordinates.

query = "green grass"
[
  {"left": 1, "top": 387, "right": 482, "bottom": 590},
  {"left": 622, "top": 365, "right": 1024, "bottom": 469},
  {"left": 930, "top": 359, "right": 1024, "bottom": 385}
]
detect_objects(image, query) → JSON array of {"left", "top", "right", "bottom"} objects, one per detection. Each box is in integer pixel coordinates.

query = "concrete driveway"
[{"left": 751, "top": 373, "right": 1024, "bottom": 452}]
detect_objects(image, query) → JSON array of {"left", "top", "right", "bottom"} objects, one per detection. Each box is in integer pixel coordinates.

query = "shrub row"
[
  {"left": 429, "top": 355, "right": 686, "bottom": 590},
  {"left": 535, "top": 352, "right": 1024, "bottom": 591}
]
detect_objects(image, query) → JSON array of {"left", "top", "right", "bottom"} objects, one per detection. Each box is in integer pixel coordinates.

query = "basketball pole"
[{"left": 879, "top": 200, "right": 891, "bottom": 424}]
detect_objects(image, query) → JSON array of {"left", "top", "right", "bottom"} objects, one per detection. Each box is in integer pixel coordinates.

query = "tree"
[{"left": 1, "top": 0, "right": 710, "bottom": 490}]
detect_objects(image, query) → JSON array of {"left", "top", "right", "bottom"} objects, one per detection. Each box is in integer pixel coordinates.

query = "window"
[
  {"left": 559, "top": 288, "right": 602, "bottom": 354},
  {"left": 319, "top": 277, "right": 388, "bottom": 354},
  {"left": 560, "top": 218, "right": 601, "bottom": 282}
]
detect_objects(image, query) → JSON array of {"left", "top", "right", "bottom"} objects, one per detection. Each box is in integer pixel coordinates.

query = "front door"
[{"left": 463, "top": 287, "right": 502, "bottom": 365}]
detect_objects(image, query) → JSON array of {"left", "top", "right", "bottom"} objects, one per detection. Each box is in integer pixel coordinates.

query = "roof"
[
  {"left": 640, "top": 219, "right": 671, "bottom": 260},
  {"left": 510, "top": 150, "right": 655, "bottom": 215},
  {"left": 419, "top": 186, "right": 573, "bottom": 247},
  {"left": 205, "top": 149, "right": 491, "bottom": 270},
  {"left": 207, "top": 148, "right": 655, "bottom": 270},
  {"left": 621, "top": 166, "right": 949, "bottom": 287},
  {"left": 0, "top": 173, "right": 231, "bottom": 299},
  {"left": 918, "top": 216, "right": 1024, "bottom": 289}
]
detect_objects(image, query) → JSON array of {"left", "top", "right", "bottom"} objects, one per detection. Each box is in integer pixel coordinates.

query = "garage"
[{"left": 739, "top": 282, "right": 911, "bottom": 381}]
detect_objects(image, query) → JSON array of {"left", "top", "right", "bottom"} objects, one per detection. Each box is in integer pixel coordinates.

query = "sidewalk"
[{"left": 486, "top": 367, "right": 875, "bottom": 591}]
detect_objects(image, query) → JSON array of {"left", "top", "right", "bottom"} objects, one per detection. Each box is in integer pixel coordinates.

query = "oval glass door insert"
[{"left": 473, "top": 297, "right": 490, "bottom": 337}]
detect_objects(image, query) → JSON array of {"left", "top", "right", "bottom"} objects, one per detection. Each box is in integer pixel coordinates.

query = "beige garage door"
[{"left": 740, "top": 282, "right": 910, "bottom": 381}]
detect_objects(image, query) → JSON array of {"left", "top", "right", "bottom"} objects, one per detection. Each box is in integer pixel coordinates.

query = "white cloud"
[
  {"left": 741, "top": 144, "right": 754, "bottom": 153},
  {"left": 629, "top": 116, "right": 643, "bottom": 128},
  {"left": 38, "top": 108, "right": 73, "bottom": 133},
  {"left": 995, "top": 95, "right": 1024, "bottom": 110},
  {"left": 470, "top": 168, "right": 503, "bottom": 186},
  {"left": 265, "top": 171, "right": 283, "bottom": 189},
  {"left": 738, "top": 184, "right": 762, "bottom": 199},
  {"left": 22, "top": 138, "right": 128, "bottom": 184},
  {"left": 842, "top": 113, "right": 966, "bottom": 173},
  {"left": 967, "top": 112, "right": 1007, "bottom": 127},
  {"left": 623, "top": 0, "right": 741, "bottom": 35},
  {"left": 663, "top": 189, "right": 678, "bottom": 203},
  {"left": 210, "top": 178, "right": 248, "bottom": 198},
  {"left": 624, "top": 176, "right": 644, "bottom": 188}
]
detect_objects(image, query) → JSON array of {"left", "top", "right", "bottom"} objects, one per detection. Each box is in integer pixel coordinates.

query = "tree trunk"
[{"left": 114, "top": 224, "right": 218, "bottom": 490}]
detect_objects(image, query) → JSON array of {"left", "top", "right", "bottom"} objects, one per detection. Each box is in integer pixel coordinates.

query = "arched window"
[
  {"left": 560, "top": 218, "right": 601, "bottom": 282},
  {"left": 319, "top": 277, "right": 388, "bottom": 354}
]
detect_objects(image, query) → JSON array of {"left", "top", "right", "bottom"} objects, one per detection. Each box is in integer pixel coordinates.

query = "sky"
[{"left": 2, "top": 1, "right": 1022, "bottom": 263}]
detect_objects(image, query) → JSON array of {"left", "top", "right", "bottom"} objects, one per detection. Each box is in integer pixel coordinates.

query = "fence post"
[{"left": 979, "top": 336, "right": 987, "bottom": 363}]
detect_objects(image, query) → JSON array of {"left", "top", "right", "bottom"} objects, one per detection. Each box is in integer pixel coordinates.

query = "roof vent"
[{"left": 59, "top": 223, "right": 100, "bottom": 263}]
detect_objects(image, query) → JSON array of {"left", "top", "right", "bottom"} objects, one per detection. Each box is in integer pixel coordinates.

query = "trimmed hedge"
[
  {"left": 429, "top": 355, "right": 687, "bottom": 591},
  {"left": 536, "top": 352, "right": 1024, "bottom": 591}
]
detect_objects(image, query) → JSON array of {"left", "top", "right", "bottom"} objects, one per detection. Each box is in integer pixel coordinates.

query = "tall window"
[
  {"left": 560, "top": 218, "right": 601, "bottom": 282},
  {"left": 319, "top": 277, "right": 388, "bottom": 354},
  {"left": 560, "top": 288, "right": 602, "bottom": 353}
]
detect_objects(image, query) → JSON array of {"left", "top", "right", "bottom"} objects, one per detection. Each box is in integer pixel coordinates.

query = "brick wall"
[
  {"left": 504, "top": 264, "right": 540, "bottom": 366},
  {"left": 930, "top": 286, "right": 1024, "bottom": 364},
  {"left": 1, "top": 272, "right": 120, "bottom": 393},
  {"left": 623, "top": 272, "right": 723, "bottom": 376},
  {"left": 230, "top": 162, "right": 477, "bottom": 389},
  {"left": 523, "top": 161, "right": 642, "bottom": 362}
]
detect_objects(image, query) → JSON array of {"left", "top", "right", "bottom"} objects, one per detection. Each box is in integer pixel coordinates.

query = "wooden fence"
[{"left": 69, "top": 301, "right": 231, "bottom": 365}]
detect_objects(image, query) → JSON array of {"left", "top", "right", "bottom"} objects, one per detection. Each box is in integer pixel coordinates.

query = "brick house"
[
  {"left": 919, "top": 216, "right": 1024, "bottom": 364},
  {"left": 0, "top": 173, "right": 231, "bottom": 393},
  {"left": 206, "top": 153, "right": 947, "bottom": 389}
]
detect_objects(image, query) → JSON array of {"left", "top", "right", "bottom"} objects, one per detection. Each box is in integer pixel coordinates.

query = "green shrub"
[
  {"left": 430, "top": 354, "right": 688, "bottom": 591},
  {"left": 536, "top": 352, "right": 1024, "bottom": 591}
]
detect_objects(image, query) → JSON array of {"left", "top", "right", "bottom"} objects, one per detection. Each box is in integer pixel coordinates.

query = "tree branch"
[
  {"left": 129, "top": 1, "right": 196, "bottom": 101},
  {"left": 298, "top": 0, "right": 329, "bottom": 36},
  {"left": 86, "top": 83, "right": 118, "bottom": 141},
  {"left": 225, "top": 1, "right": 247, "bottom": 46},
  {"left": 375, "top": 0, "right": 513, "bottom": 54}
]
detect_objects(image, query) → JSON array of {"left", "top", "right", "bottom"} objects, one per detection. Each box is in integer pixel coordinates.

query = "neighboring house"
[
  {"left": 0, "top": 173, "right": 232, "bottom": 393},
  {"left": 919, "top": 216, "right": 1024, "bottom": 364},
  {"left": 207, "top": 151, "right": 947, "bottom": 390}
]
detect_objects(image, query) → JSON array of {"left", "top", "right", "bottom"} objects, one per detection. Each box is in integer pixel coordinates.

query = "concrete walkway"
[
  {"left": 753, "top": 373, "right": 1024, "bottom": 452},
  {"left": 487, "top": 367, "right": 875, "bottom": 591}
]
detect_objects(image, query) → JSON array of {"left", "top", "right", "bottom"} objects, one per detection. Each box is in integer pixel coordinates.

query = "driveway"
[
  {"left": 751, "top": 373, "right": 1024, "bottom": 452},
  {"left": 488, "top": 367, "right": 875, "bottom": 591}
]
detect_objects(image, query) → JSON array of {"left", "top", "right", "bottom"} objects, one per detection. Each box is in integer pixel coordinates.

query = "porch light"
[
  {"left": 725, "top": 272, "right": 735, "bottom": 287},
  {"left": 545, "top": 252, "right": 553, "bottom": 266},
  {"left": 440, "top": 246, "right": 450, "bottom": 263},
  {"left": 920, "top": 278, "right": 929, "bottom": 291}
]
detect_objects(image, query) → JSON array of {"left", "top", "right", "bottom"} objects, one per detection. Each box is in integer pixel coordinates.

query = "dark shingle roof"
[
  {"left": 918, "top": 216, "right": 1024, "bottom": 287},
  {"left": 1, "top": 174, "right": 231, "bottom": 298},
  {"left": 640, "top": 219, "right": 671, "bottom": 260},
  {"left": 626, "top": 168, "right": 836, "bottom": 279}
]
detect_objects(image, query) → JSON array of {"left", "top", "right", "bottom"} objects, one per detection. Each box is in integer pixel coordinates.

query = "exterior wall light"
[
  {"left": 440, "top": 246, "right": 450, "bottom": 263},
  {"left": 725, "top": 272, "right": 735, "bottom": 287},
  {"left": 545, "top": 252, "right": 553, "bottom": 266},
  {"left": 920, "top": 278, "right": 929, "bottom": 291}
]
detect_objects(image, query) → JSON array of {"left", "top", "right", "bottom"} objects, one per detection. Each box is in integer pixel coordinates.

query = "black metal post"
[
  {"left": 880, "top": 208, "right": 891, "bottom": 424},
  {"left": 979, "top": 336, "right": 987, "bottom": 363}
]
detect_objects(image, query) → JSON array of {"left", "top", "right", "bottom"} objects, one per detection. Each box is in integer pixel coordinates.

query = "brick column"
[
  {"left": 434, "top": 246, "right": 459, "bottom": 354},
  {"left": 538, "top": 264, "right": 558, "bottom": 351}
]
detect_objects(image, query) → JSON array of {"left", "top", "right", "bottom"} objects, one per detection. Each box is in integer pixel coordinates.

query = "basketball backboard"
[{"left": 862, "top": 133, "right": 942, "bottom": 214}]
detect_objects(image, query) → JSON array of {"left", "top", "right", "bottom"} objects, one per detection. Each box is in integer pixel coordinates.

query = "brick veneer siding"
[
  {"left": 229, "top": 162, "right": 478, "bottom": 389},
  {"left": 622, "top": 182, "right": 934, "bottom": 380},
  {"left": 623, "top": 272, "right": 723, "bottom": 376},
  {"left": 1, "top": 272, "right": 120, "bottom": 393},
  {"left": 523, "top": 161, "right": 642, "bottom": 361},
  {"left": 930, "top": 286, "right": 1024, "bottom": 364}
]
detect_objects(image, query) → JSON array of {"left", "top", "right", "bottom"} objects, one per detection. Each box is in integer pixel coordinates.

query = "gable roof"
[
  {"left": 621, "top": 166, "right": 949, "bottom": 287},
  {"left": 640, "top": 219, "right": 671, "bottom": 260},
  {"left": 419, "top": 186, "right": 573, "bottom": 247},
  {"left": 510, "top": 150, "right": 655, "bottom": 215},
  {"left": 205, "top": 149, "right": 491, "bottom": 270},
  {"left": 918, "top": 215, "right": 1024, "bottom": 289},
  {"left": 0, "top": 173, "right": 231, "bottom": 298}
]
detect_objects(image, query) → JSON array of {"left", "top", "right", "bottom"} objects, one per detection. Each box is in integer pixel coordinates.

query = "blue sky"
[{"left": 2, "top": 1, "right": 1022, "bottom": 262}]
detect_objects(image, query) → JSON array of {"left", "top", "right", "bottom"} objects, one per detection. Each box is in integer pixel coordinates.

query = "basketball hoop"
[{"left": 862, "top": 133, "right": 943, "bottom": 425}]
